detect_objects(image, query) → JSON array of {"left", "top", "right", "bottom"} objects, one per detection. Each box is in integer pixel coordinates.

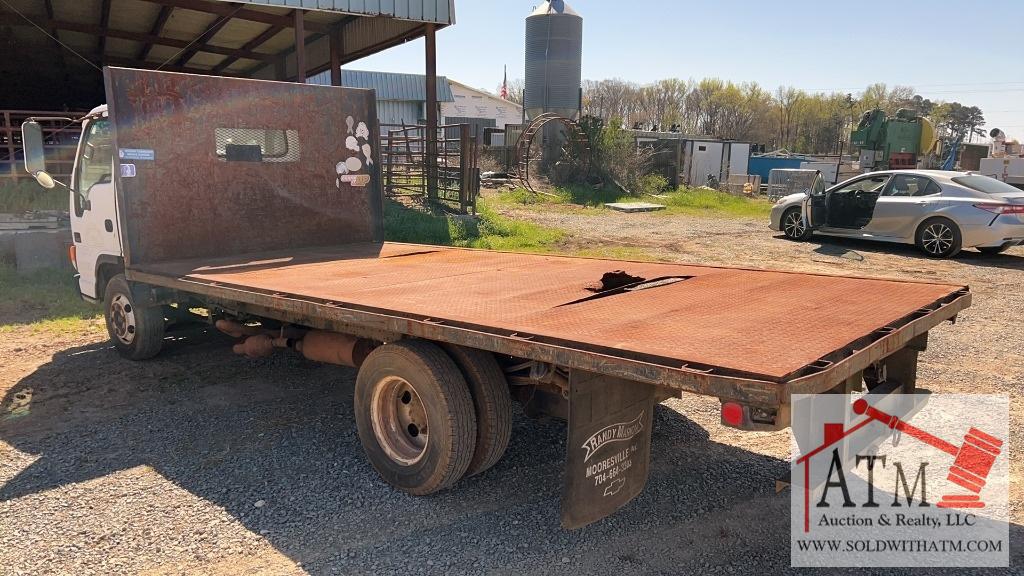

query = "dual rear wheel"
[{"left": 354, "top": 340, "right": 512, "bottom": 495}]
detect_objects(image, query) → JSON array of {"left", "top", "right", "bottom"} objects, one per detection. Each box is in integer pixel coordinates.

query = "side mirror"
[
  {"left": 34, "top": 171, "right": 56, "bottom": 189},
  {"left": 22, "top": 121, "right": 47, "bottom": 176}
]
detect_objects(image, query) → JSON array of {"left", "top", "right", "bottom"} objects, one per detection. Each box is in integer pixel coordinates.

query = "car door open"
[{"left": 803, "top": 171, "right": 827, "bottom": 229}]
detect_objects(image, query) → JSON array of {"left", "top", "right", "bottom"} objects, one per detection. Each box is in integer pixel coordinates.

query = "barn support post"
[
  {"left": 424, "top": 23, "right": 438, "bottom": 200},
  {"left": 293, "top": 10, "right": 306, "bottom": 83},
  {"left": 329, "top": 25, "right": 342, "bottom": 86}
]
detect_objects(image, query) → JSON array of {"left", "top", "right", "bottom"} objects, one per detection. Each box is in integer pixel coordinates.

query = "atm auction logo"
[{"left": 790, "top": 394, "right": 1009, "bottom": 568}]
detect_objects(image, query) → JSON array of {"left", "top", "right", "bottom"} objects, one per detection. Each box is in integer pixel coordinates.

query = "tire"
[
  {"left": 915, "top": 217, "right": 962, "bottom": 258},
  {"left": 978, "top": 246, "right": 1008, "bottom": 255},
  {"left": 103, "top": 274, "right": 165, "bottom": 360},
  {"left": 781, "top": 207, "right": 812, "bottom": 241},
  {"left": 354, "top": 340, "right": 477, "bottom": 495},
  {"left": 440, "top": 344, "right": 512, "bottom": 477}
]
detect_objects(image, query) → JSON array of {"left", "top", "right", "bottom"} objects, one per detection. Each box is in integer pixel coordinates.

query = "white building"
[{"left": 441, "top": 80, "right": 523, "bottom": 143}]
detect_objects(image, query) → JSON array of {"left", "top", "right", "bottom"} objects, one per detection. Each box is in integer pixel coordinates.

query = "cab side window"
[
  {"left": 74, "top": 119, "right": 113, "bottom": 215},
  {"left": 919, "top": 179, "right": 942, "bottom": 196},
  {"left": 837, "top": 175, "right": 889, "bottom": 193},
  {"left": 884, "top": 174, "right": 936, "bottom": 197}
]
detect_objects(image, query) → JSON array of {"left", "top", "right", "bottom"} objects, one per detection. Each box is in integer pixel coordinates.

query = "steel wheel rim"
[
  {"left": 922, "top": 223, "right": 954, "bottom": 255},
  {"left": 783, "top": 210, "right": 805, "bottom": 238},
  {"left": 110, "top": 294, "right": 136, "bottom": 345},
  {"left": 370, "top": 376, "right": 429, "bottom": 466}
]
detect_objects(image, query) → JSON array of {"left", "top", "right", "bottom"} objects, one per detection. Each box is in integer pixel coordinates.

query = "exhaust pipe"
[
  {"left": 217, "top": 319, "right": 375, "bottom": 367},
  {"left": 295, "top": 330, "right": 376, "bottom": 368}
]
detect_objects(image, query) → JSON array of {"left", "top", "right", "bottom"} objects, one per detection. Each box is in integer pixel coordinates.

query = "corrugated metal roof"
[
  {"left": 216, "top": 0, "right": 456, "bottom": 24},
  {"left": 308, "top": 69, "right": 454, "bottom": 102}
]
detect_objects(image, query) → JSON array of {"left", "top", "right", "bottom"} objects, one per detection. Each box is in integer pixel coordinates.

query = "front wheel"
[
  {"left": 781, "top": 207, "right": 812, "bottom": 241},
  {"left": 915, "top": 217, "right": 962, "bottom": 258},
  {"left": 104, "top": 274, "right": 165, "bottom": 360}
]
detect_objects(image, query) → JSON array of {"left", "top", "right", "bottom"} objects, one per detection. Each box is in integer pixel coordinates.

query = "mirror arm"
[{"left": 31, "top": 171, "right": 76, "bottom": 194}]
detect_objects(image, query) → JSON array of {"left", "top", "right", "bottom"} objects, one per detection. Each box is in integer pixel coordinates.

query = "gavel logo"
[{"left": 852, "top": 398, "right": 1004, "bottom": 509}]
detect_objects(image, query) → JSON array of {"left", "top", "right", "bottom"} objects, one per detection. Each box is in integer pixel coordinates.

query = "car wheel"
[
  {"left": 915, "top": 217, "right": 962, "bottom": 258},
  {"left": 977, "top": 246, "right": 1008, "bottom": 255},
  {"left": 781, "top": 207, "right": 811, "bottom": 241}
]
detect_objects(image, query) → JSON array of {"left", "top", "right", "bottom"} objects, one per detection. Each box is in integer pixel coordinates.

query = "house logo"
[
  {"left": 790, "top": 394, "right": 1009, "bottom": 568},
  {"left": 581, "top": 410, "right": 644, "bottom": 462}
]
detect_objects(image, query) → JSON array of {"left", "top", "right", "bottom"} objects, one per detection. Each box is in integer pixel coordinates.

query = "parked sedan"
[{"left": 769, "top": 170, "right": 1024, "bottom": 258}]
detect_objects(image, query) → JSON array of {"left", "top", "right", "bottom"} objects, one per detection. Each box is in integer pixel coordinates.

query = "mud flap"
[{"left": 561, "top": 370, "right": 656, "bottom": 529}]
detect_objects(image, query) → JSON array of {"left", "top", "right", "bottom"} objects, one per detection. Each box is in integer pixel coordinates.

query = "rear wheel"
[
  {"left": 978, "top": 246, "right": 1008, "bottom": 255},
  {"left": 104, "top": 274, "right": 165, "bottom": 360},
  {"left": 354, "top": 340, "right": 477, "bottom": 495},
  {"left": 781, "top": 207, "right": 812, "bottom": 240},
  {"left": 915, "top": 217, "right": 961, "bottom": 258},
  {"left": 440, "top": 344, "right": 512, "bottom": 477}
]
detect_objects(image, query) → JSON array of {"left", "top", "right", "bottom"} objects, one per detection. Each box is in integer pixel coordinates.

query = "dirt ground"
[{"left": 1, "top": 206, "right": 1022, "bottom": 575}]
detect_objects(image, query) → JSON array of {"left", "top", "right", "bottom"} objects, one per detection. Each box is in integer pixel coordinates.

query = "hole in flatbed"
[
  {"left": 585, "top": 271, "right": 646, "bottom": 293},
  {"left": 560, "top": 275, "right": 692, "bottom": 307}
]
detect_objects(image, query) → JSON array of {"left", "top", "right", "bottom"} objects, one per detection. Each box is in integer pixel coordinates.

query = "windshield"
[{"left": 952, "top": 175, "right": 1023, "bottom": 196}]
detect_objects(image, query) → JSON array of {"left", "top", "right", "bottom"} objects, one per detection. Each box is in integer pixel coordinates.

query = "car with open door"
[{"left": 770, "top": 169, "right": 1024, "bottom": 258}]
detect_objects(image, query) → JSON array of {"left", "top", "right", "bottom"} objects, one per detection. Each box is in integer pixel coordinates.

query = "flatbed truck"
[{"left": 19, "top": 68, "right": 971, "bottom": 528}]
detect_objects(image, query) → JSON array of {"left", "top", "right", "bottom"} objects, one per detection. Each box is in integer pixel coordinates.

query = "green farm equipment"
[{"left": 851, "top": 108, "right": 936, "bottom": 171}]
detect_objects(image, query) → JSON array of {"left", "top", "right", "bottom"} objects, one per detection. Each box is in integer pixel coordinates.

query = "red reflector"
[{"left": 722, "top": 402, "right": 744, "bottom": 426}]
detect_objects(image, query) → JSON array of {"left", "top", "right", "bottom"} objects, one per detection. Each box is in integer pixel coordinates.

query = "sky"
[{"left": 354, "top": 0, "right": 1024, "bottom": 142}]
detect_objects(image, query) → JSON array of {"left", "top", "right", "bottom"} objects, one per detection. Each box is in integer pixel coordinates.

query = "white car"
[{"left": 769, "top": 170, "right": 1024, "bottom": 258}]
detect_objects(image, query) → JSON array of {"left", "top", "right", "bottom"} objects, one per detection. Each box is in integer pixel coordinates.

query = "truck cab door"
[
  {"left": 803, "top": 172, "right": 828, "bottom": 228},
  {"left": 71, "top": 117, "right": 122, "bottom": 299}
]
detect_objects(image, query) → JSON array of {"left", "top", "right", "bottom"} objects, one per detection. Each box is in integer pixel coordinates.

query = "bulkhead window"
[{"left": 215, "top": 128, "right": 299, "bottom": 162}]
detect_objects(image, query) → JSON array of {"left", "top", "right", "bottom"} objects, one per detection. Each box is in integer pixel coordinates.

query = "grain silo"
[{"left": 524, "top": 1, "right": 583, "bottom": 120}]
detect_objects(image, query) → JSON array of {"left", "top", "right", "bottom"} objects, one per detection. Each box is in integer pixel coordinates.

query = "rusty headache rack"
[{"left": 95, "top": 68, "right": 970, "bottom": 528}]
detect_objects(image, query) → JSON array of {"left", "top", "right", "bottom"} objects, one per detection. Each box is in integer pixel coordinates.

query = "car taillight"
[
  {"left": 974, "top": 203, "right": 1024, "bottom": 215},
  {"left": 68, "top": 244, "right": 78, "bottom": 270}
]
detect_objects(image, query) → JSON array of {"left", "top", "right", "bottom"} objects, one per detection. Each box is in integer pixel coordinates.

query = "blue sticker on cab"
[{"left": 119, "top": 148, "right": 155, "bottom": 161}]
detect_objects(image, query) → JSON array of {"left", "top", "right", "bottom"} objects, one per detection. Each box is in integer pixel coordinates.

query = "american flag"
[{"left": 500, "top": 65, "right": 508, "bottom": 100}]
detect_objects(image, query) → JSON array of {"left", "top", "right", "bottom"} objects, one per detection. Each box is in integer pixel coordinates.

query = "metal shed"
[
  {"left": 2, "top": 0, "right": 454, "bottom": 195},
  {"left": 307, "top": 69, "right": 455, "bottom": 127},
  {"left": 1, "top": 0, "right": 455, "bottom": 108}
]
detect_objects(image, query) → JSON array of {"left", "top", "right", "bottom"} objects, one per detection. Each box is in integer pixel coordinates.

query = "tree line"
[{"left": 501, "top": 78, "right": 987, "bottom": 155}]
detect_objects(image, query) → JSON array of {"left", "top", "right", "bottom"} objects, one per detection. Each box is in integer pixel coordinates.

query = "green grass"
[
  {"left": 0, "top": 181, "right": 67, "bottom": 212},
  {"left": 489, "top": 184, "right": 770, "bottom": 219},
  {"left": 655, "top": 188, "right": 772, "bottom": 218},
  {"left": 489, "top": 184, "right": 630, "bottom": 209},
  {"left": 0, "top": 265, "right": 102, "bottom": 333},
  {"left": 383, "top": 198, "right": 564, "bottom": 253}
]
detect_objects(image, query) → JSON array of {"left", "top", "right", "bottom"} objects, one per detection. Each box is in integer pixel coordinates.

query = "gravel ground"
[{"left": 1, "top": 205, "right": 1022, "bottom": 575}]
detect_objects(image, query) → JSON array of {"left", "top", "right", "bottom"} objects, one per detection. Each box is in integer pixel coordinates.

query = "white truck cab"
[{"left": 25, "top": 105, "right": 125, "bottom": 302}]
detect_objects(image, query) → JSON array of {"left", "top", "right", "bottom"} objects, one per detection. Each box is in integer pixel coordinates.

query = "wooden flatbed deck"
[{"left": 131, "top": 242, "right": 967, "bottom": 383}]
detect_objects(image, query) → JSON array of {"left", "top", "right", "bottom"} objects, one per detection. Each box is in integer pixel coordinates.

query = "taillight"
[
  {"left": 68, "top": 244, "right": 78, "bottom": 271},
  {"left": 974, "top": 203, "right": 1024, "bottom": 215},
  {"left": 721, "top": 402, "right": 745, "bottom": 427}
]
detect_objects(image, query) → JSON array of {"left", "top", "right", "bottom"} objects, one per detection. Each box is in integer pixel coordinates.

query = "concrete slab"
[
  {"left": 604, "top": 202, "right": 666, "bottom": 213},
  {"left": 13, "top": 229, "right": 73, "bottom": 272}
]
